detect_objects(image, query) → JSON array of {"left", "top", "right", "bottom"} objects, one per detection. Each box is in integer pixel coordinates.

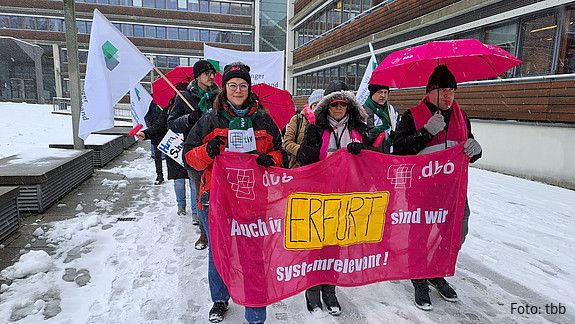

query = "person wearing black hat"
[
  {"left": 183, "top": 62, "right": 284, "bottom": 324},
  {"left": 393, "top": 65, "right": 482, "bottom": 311},
  {"left": 167, "top": 59, "right": 220, "bottom": 251},
  {"left": 364, "top": 83, "right": 399, "bottom": 153}
]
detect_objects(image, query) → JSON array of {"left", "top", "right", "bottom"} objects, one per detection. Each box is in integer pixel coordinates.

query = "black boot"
[
  {"left": 154, "top": 174, "right": 164, "bottom": 185},
  {"left": 413, "top": 279, "right": 432, "bottom": 311},
  {"left": 428, "top": 277, "right": 458, "bottom": 302},
  {"left": 321, "top": 285, "right": 341, "bottom": 316},
  {"left": 208, "top": 301, "right": 228, "bottom": 323},
  {"left": 305, "top": 286, "right": 322, "bottom": 313}
]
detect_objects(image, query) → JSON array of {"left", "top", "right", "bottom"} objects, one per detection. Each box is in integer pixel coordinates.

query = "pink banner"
[{"left": 210, "top": 144, "right": 469, "bottom": 307}]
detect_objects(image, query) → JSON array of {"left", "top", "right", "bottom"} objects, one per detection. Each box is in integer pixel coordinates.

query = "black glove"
[
  {"left": 256, "top": 154, "right": 275, "bottom": 168},
  {"left": 206, "top": 138, "right": 224, "bottom": 159},
  {"left": 347, "top": 142, "right": 364, "bottom": 155},
  {"left": 304, "top": 124, "right": 323, "bottom": 147},
  {"left": 187, "top": 113, "right": 195, "bottom": 125}
]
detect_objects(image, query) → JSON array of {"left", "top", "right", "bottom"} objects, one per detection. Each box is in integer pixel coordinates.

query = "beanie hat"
[
  {"left": 193, "top": 60, "right": 215, "bottom": 79},
  {"left": 426, "top": 65, "right": 457, "bottom": 93},
  {"left": 222, "top": 62, "right": 251, "bottom": 86},
  {"left": 368, "top": 83, "right": 390, "bottom": 97},
  {"left": 324, "top": 80, "right": 349, "bottom": 96},
  {"left": 307, "top": 89, "right": 324, "bottom": 106}
]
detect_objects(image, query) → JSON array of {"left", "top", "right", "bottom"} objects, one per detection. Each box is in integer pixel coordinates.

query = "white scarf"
[{"left": 327, "top": 115, "right": 351, "bottom": 155}]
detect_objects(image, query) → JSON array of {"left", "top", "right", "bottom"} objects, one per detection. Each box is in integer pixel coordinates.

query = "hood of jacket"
[{"left": 314, "top": 90, "right": 368, "bottom": 129}]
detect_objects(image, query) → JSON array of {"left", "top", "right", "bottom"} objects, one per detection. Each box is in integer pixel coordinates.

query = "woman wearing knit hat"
[
  {"left": 364, "top": 83, "right": 399, "bottom": 153},
  {"left": 296, "top": 80, "right": 369, "bottom": 316},
  {"left": 393, "top": 64, "right": 482, "bottom": 311},
  {"left": 183, "top": 62, "right": 284, "bottom": 324},
  {"left": 283, "top": 89, "right": 324, "bottom": 168}
]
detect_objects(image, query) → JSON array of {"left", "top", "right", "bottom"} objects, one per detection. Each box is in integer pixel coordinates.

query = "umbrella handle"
[{"left": 153, "top": 66, "right": 196, "bottom": 111}]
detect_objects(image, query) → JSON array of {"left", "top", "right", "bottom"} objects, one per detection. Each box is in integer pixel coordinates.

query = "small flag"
[
  {"left": 356, "top": 43, "right": 378, "bottom": 105},
  {"left": 129, "top": 83, "right": 153, "bottom": 131}
]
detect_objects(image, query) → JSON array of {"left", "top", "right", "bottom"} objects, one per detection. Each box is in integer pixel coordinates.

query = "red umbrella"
[
  {"left": 369, "top": 39, "right": 521, "bottom": 88},
  {"left": 152, "top": 66, "right": 223, "bottom": 109},
  {"left": 252, "top": 84, "right": 295, "bottom": 130}
]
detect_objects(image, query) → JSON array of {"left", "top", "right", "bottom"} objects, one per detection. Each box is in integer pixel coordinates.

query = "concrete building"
[
  {"left": 0, "top": 0, "right": 259, "bottom": 102},
  {"left": 286, "top": 0, "right": 575, "bottom": 188}
]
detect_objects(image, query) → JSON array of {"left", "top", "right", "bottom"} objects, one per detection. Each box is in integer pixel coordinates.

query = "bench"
[
  {"left": 94, "top": 126, "right": 137, "bottom": 149},
  {"left": 50, "top": 134, "right": 124, "bottom": 167},
  {"left": 0, "top": 149, "right": 94, "bottom": 213},
  {"left": 0, "top": 187, "right": 19, "bottom": 243}
]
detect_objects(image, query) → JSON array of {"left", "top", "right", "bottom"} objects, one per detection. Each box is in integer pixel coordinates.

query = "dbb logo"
[{"left": 422, "top": 160, "right": 454, "bottom": 178}]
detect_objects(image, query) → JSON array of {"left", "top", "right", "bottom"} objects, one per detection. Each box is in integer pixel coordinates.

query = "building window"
[
  {"left": 167, "top": 0, "right": 177, "bottom": 9},
  {"left": 168, "top": 56, "right": 179, "bottom": 68},
  {"left": 167, "top": 27, "right": 178, "bottom": 40},
  {"left": 188, "top": 0, "right": 199, "bottom": 11},
  {"left": 209, "top": 2, "right": 220, "bottom": 14},
  {"left": 134, "top": 24, "right": 144, "bottom": 37},
  {"left": 178, "top": 0, "right": 187, "bottom": 10},
  {"left": 200, "top": 29, "right": 209, "bottom": 42},
  {"left": 122, "top": 24, "right": 134, "bottom": 37},
  {"left": 156, "top": 26, "right": 166, "bottom": 39},
  {"left": 560, "top": 8, "right": 575, "bottom": 73},
  {"left": 143, "top": 0, "right": 155, "bottom": 8},
  {"left": 133, "top": 0, "right": 143, "bottom": 6},
  {"left": 199, "top": 0, "right": 209, "bottom": 12},
  {"left": 484, "top": 22, "right": 518, "bottom": 78},
  {"left": 144, "top": 25, "right": 156, "bottom": 38},
  {"left": 178, "top": 28, "right": 188, "bottom": 40},
  {"left": 190, "top": 29, "right": 199, "bottom": 41},
  {"left": 519, "top": 12, "right": 558, "bottom": 76},
  {"left": 156, "top": 0, "right": 166, "bottom": 8},
  {"left": 157, "top": 55, "right": 167, "bottom": 67}
]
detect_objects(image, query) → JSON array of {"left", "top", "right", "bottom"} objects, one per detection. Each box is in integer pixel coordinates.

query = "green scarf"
[
  {"left": 193, "top": 80, "right": 216, "bottom": 114},
  {"left": 365, "top": 97, "right": 393, "bottom": 147},
  {"left": 220, "top": 106, "right": 258, "bottom": 154}
]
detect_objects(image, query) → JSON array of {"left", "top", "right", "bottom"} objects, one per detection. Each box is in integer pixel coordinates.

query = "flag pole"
[{"left": 153, "top": 66, "right": 195, "bottom": 111}]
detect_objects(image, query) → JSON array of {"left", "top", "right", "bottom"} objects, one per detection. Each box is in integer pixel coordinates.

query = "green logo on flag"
[
  {"left": 102, "top": 41, "right": 119, "bottom": 71},
  {"left": 207, "top": 59, "right": 222, "bottom": 73},
  {"left": 135, "top": 87, "right": 141, "bottom": 101}
]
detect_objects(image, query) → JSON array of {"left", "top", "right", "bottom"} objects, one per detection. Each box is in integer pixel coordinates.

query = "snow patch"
[{"left": 1, "top": 250, "right": 53, "bottom": 280}]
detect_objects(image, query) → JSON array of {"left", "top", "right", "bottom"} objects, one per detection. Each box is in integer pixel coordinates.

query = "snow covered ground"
[{"left": 0, "top": 103, "right": 573, "bottom": 323}]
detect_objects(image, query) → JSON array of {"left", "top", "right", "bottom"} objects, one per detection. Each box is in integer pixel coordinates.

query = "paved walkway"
[{"left": 0, "top": 141, "right": 151, "bottom": 279}]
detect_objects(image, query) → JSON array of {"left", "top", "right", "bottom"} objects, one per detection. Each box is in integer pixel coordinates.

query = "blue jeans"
[
  {"left": 199, "top": 204, "right": 266, "bottom": 323},
  {"left": 173, "top": 178, "right": 197, "bottom": 215}
]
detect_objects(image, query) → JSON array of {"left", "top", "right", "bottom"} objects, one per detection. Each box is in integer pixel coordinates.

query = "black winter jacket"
[{"left": 142, "top": 107, "right": 188, "bottom": 180}]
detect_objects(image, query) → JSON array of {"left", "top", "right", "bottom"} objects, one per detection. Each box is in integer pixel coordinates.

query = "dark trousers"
[
  {"left": 187, "top": 169, "right": 205, "bottom": 236},
  {"left": 152, "top": 142, "right": 163, "bottom": 177}
]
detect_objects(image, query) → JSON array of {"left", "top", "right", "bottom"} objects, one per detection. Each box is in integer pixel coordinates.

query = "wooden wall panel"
[{"left": 293, "top": 79, "right": 575, "bottom": 123}]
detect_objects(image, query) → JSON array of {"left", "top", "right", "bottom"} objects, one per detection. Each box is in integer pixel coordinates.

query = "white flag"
[
  {"left": 356, "top": 43, "right": 378, "bottom": 105},
  {"left": 129, "top": 83, "right": 153, "bottom": 130},
  {"left": 203, "top": 44, "right": 285, "bottom": 88},
  {"left": 79, "top": 9, "right": 153, "bottom": 140}
]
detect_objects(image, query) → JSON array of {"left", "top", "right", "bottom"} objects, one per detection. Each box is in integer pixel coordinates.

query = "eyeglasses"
[
  {"left": 227, "top": 83, "right": 249, "bottom": 92},
  {"left": 202, "top": 71, "right": 216, "bottom": 77},
  {"left": 439, "top": 88, "right": 456, "bottom": 93},
  {"left": 328, "top": 101, "right": 348, "bottom": 108}
]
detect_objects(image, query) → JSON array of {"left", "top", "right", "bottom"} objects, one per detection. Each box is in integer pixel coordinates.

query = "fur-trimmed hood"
[{"left": 314, "top": 90, "right": 368, "bottom": 127}]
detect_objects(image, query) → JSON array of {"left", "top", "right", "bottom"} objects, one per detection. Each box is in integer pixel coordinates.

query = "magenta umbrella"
[{"left": 369, "top": 39, "right": 521, "bottom": 88}]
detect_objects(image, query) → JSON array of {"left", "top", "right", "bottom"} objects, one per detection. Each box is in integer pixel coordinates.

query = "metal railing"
[{"left": 52, "top": 97, "right": 132, "bottom": 119}]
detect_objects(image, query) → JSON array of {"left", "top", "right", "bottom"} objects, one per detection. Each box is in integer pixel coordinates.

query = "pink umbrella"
[{"left": 369, "top": 39, "right": 521, "bottom": 88}]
